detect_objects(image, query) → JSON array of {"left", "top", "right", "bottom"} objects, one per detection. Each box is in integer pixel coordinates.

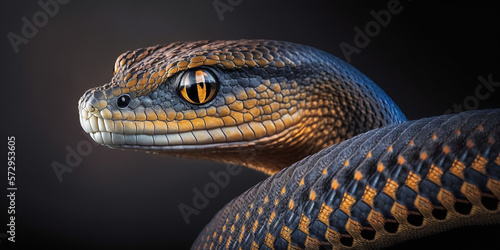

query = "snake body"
[{"left": 78, "top": 40, "right": 500, "bottom": 248}]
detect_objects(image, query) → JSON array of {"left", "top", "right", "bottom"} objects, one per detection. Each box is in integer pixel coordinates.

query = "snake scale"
[{"left": 78, "top": 40, "right": 500, "bottom": 249}]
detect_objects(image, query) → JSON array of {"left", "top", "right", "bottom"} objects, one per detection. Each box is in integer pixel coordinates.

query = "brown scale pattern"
[
  {"left": 193, "top": 109, "right": 500, "bottom": 249},
  {"left": 79, "top": 40, "right": 406, "bottom": 173},
  {"left": 112, "top": 40, "right": 295, "bottom": 98}
]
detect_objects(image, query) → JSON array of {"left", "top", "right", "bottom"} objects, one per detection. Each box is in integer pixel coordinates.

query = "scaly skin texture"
[
  {"left": 78, "top": 40, "right": 500, "bottom": 248},
  {"left": 78, "top": 40, "right": 405, "bottom": 174},
  {"left": 193, "top": 109, "right": 500, "bottom": 249}
]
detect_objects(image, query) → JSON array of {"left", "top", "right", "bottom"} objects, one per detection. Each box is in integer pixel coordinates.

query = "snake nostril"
[
  {"left": 83, "top": 95, "right": 103, "bottom": 114},
  {"left": 85, "top": 103, "right": 96, "bottom": 113},
  {"left": 79, "top": 89, "right": 103, "bottom": 113}
]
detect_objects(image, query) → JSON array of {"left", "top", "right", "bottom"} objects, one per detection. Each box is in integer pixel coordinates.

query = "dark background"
[{"left": 1, "top": 1, "right": 499, "bottom": 249}]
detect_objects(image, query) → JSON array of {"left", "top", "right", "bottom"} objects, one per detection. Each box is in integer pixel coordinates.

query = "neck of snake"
[{"left": 272, "top": 68, "right": 407, "bottom": 169}]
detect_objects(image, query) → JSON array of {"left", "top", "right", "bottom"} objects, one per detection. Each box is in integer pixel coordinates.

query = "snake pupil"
[
  {"left": 117, "top": 95, "right": 131, "bottom": 108},
  {"left": 179, "top": 69, "right": 217, "bottom": 104}
]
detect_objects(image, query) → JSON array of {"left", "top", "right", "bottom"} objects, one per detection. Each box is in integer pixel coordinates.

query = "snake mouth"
[{"left": 79, "top": 108, "right": 303, "bottom": 150}]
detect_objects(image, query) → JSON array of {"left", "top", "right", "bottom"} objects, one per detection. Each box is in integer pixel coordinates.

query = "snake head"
[{"left": 78, "top": 40, "right": 405, "bottom": 174}]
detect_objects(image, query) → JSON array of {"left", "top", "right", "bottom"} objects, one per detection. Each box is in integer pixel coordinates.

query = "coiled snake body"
[{"left": 78, "top": 40, "right": 500, "bottom": 249}]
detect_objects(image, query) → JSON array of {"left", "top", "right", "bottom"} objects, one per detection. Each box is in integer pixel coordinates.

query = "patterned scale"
[{"left": 193, "top": 109, "right": 500, "bottom": 249}]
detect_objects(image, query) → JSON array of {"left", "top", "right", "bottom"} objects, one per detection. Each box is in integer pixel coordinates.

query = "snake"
[{"left": 78, "top": 39, "right": 500, "bottom": 249}]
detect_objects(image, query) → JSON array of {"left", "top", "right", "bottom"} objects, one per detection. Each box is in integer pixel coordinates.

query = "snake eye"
[
  {"left": 117, "top": 95, "right": 131, "bottom": 108},
  {"left": 178, "top": 69, "right": 218, "bottom": 105}
]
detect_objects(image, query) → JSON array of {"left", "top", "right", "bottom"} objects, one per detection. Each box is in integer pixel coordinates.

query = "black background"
[{"left": 1, "top": 1, "right": 499, "bottom": 249}]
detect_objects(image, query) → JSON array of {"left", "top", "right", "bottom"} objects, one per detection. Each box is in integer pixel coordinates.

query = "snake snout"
[
  {"left": 79, "top": 89, "right": 108, "bottom": 113},
  {"left": 78, "top": 88, "right": 111, "bottom": 139},
  {"left": 82, "top": 96, "right": 98, "bottom": 115}
]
